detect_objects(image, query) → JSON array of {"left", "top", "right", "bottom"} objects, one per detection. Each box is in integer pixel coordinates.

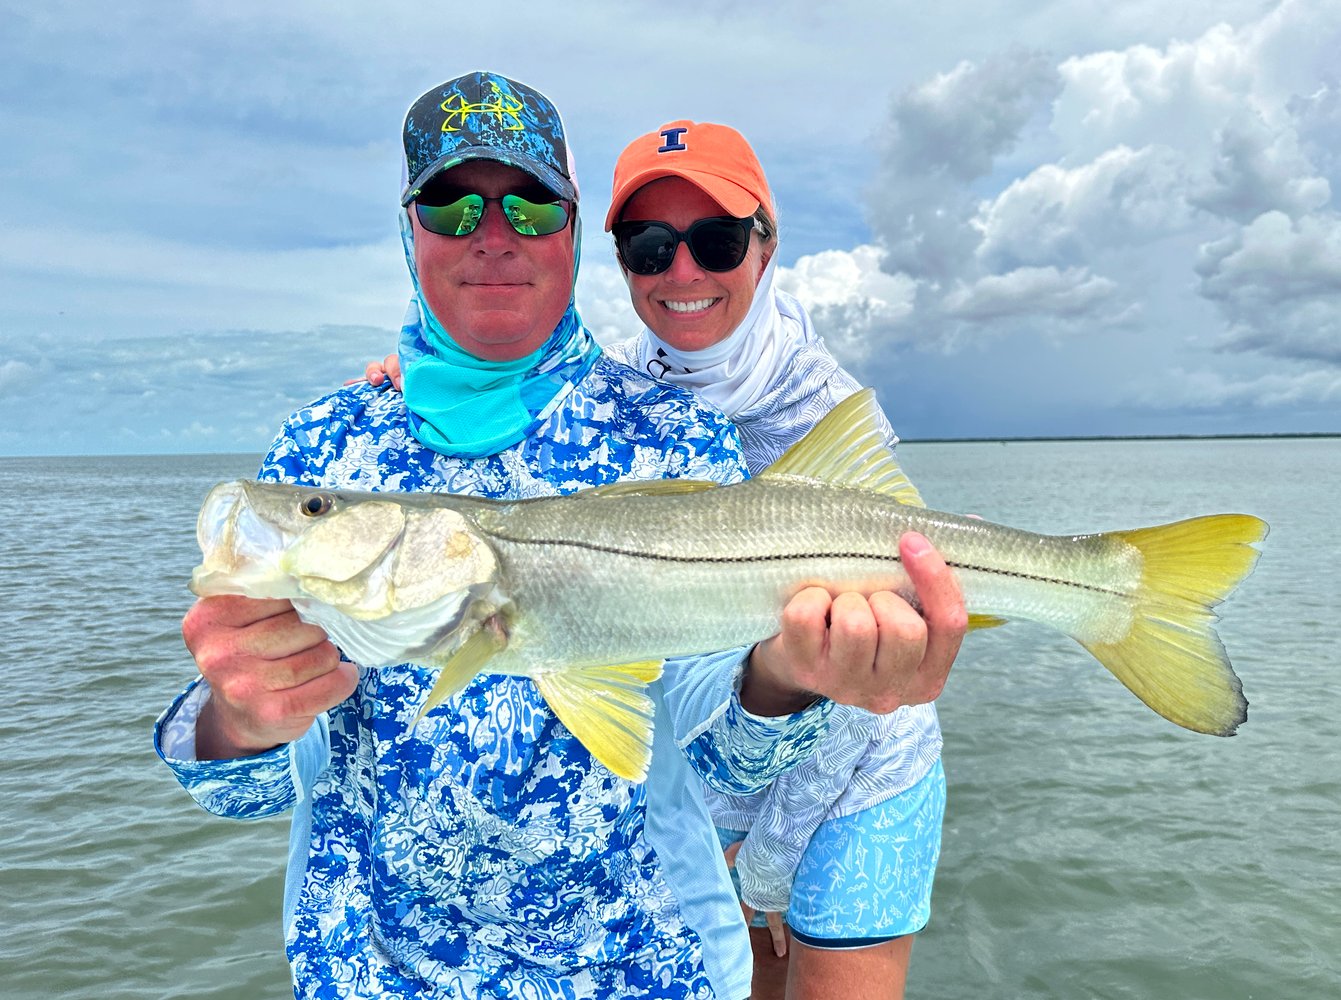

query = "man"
[{"left": 156, "top": 71, "right": 966, "bottom": 1000}]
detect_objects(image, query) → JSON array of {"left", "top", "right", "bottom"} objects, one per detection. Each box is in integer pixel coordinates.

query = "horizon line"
[{"left": 3, "top": 429, "right": 1340, "bottom": 460}]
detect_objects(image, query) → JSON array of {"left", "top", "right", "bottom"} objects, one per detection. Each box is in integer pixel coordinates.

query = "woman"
[
  {"left": 365, "top": 120, "right": 951, "bottom": 1000},
  {"left": 601, "top": 122, "right": 946, "bottom": 1000}
]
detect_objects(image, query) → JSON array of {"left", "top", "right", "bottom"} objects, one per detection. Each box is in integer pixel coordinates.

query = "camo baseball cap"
[{"left": 400, "top": 71, "right": 578, "bottom": 206}]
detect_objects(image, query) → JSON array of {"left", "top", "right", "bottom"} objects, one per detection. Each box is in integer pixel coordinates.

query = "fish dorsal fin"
[
  {"left": 582, "top": 479, "right": 720, "bottom": 499},
  {"left": 758, "top": 388, "right": 926, "bottom": 507},
  {"left": 533, "top": 660, "right": 665, "bottom": 783}
]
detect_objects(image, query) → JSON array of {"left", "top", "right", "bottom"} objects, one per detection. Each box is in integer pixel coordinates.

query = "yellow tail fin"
[{"left": 1080, "top": 513, "right": 1268, "bottom": 736}]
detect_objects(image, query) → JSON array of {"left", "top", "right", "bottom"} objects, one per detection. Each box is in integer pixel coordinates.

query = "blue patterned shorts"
[{"left": 719, "top": 759, "right": 946, "bottom": 949}]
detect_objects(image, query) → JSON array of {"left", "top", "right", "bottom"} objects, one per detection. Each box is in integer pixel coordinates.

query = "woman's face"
[{"left": 618, "top": 176, "right": 769, "bottom": 352}]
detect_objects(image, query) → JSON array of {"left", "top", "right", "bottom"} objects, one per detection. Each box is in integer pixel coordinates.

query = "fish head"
[{"left": 190, "top": 480, "right": 501, "bottom": 627}]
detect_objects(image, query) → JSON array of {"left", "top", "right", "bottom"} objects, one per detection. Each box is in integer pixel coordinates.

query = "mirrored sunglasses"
[
  {"left": 612, "top": 216, "right": 760, "bottom": 276},
  {"left": 414, "top": 192, "right": 571, "bottom": 238}
]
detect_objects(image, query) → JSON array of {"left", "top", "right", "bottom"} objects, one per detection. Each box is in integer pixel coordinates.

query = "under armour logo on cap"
[{"left": 657, "top": 127, "right": 688, "bottom": 152}]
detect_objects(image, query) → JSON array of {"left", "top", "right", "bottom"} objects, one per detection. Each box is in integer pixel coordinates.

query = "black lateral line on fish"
[{"left": 490, "top": 534, "right": 1127, "bottom": 597}]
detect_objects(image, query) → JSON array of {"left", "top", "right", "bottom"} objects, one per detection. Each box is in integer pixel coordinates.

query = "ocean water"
[{"left": 0, "top": 439, "right": 1336, "bottom": 999}]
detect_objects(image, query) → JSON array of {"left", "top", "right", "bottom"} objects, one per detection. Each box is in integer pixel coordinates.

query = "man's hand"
[
  {"left": 741, "top": 532, "right": 967, "bottom": 716},
  {"left": 183, "top": 595, "right": 358, "bottom": 760}
]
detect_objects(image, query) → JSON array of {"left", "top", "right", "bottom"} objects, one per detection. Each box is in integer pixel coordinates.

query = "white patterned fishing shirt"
[{"left": 607, "top": 336, "right": 944, "bottom": 914}]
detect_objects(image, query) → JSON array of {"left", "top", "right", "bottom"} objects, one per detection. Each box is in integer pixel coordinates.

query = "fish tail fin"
[
  {"left": 1080, "top": 513, "right": 1268, "bottom": 736},
  {"left": 534, "top": 660, "right": 665, "bottom": 783}
]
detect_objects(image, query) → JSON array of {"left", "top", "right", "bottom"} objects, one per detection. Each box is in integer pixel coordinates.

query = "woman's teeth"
[{"left": 663, "top": 298, "right": 717, "bottom": 313}]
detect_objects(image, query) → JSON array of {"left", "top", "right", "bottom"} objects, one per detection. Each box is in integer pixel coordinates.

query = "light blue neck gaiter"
[{"left": 396, "top": 209, "right": 600, "bottom": 458}]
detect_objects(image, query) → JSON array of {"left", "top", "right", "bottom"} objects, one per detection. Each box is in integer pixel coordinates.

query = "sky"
[{"left": 2, "top": 0, "right": 1339, "bottom": 455}]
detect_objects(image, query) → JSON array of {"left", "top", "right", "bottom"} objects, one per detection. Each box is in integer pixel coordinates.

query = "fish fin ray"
[
  {"left": 1081, "top": 513, "right": 1267, "bottom": 735},
  {"left": 412, "top": 627, "right": 506, "bottom": 724},
  {"left": 580, "top": 479, "right": 720, "bottom": 499},
  {"left": 533, "top": 660, "right": 665, "bottom": 783},
  {"left": 757, "top": 388, "right": 926, "bottom": 506},
  {"left": 967, "top": 613, "right": 1008, "bottom": 631}
]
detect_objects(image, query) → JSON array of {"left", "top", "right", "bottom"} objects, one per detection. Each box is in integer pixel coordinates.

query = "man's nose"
[{"left": 471, "top": 201, "right": 518, "bottom": 250}]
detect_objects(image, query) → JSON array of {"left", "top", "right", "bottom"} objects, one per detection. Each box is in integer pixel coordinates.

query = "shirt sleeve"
[
  {"left": 152, "top": 416, "right": 328, "bottom": 821},
  {"left": 667, "top": 399, "right": 749, "bottom": 486},
  {"left": 660, "top": 648, "right": 833, "bottom": 796},
  {"left": 153, "top": 678, "right": 330, "bottom": 821},
  {"left": 733, "top": 705, "right": 880, "bottom": 912},
  {"left": 649, "top": 395, "right": 831, "bottom": 792}
]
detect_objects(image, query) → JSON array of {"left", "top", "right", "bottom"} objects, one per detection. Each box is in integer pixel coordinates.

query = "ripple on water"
[{"left": 5, "top": 445, "right": 1340, "bottom": 999}]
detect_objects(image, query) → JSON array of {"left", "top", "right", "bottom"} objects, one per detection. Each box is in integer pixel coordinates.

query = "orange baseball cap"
[{"left": 604, "top": 120, "right": 774, "bottom": 230}]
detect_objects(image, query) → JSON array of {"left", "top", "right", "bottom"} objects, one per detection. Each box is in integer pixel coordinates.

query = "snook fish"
[{"left": 191, "top": 390, "right": 1268, "bottom": 781}]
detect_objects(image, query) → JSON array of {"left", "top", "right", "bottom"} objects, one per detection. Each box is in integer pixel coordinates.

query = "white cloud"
[
  {"left": 0, "top": 224, "right": 408, "bottom": 334},
  {"left": 849, "top": 1, "right": 1341, "bottom": 389},
  {"left": 1195, "top": 209, "right": 1341, "bottom": 365},
  {"left": 883, "top": 51, "right": 1063, "bottom": 182},
  {"left": 0, "top": 360, "right": 33, "bottom": 392},
  {"left": 776, "top": 246, "right": 918, "bottom": 366},
  {"left": 1192, "top": 109, "right": 1332, "bottom": 222},
  {"left": 1197, "top": 209, "right": 1341, "bottom": 297},
  {"left": 574, "top": 260, "right": 641, "bottom": 347},
  {"left": 0, "top": 326, "right": 395, "bottom": 455},
  {"left": 869, "top": 49, "right": 1063, "bottom": 283},
  {"left": 942, "top": 266, "right": 1120, "bottom": 321},
  {"left": 1052, "top": 23, "right": 1264, "bottom": 159},
  {"left": 977, "top": 144, "right": 1195, "bottom": 267},
  {"left": 3, "top": 0, "right": 1336, "bottom": 454},
  {"left": 1127, "top": 365, "right": 1341, "bottom": 410}
]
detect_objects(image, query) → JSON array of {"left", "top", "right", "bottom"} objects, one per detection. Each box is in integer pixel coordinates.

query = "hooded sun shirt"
[
  {"left": 620, "top": 256, "right": 817, "bottom": 423},
  {"left": 396, "top": 207, "right": 600, "bottom": 458}
]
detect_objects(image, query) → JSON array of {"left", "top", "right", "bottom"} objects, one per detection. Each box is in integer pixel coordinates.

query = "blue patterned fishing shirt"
[{"left": 155, "top": 357, "right": 832, "bottom": 999}]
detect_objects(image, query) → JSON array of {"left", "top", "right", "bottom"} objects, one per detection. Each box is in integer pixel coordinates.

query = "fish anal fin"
[
  {"left": 533, "top": 660, "right": 665, "bottom": 783},
  {"left": 757, "top": 388, "right": 926, "bottom": 506},
  {"left": 967, "top": 613, "right": 1008, "bottom": 631},
  {"left": 412, "top": 626, "right": 506, "bottom": 725}
]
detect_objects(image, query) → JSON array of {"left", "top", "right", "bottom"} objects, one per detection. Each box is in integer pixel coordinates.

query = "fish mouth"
[{"left": 189, "top": 481, "right": 293, "bottom": 598}]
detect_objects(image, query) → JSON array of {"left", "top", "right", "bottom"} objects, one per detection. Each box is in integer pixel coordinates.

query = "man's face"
[{"left": 411, "top": 160, "right": 575, "bottom": 362}]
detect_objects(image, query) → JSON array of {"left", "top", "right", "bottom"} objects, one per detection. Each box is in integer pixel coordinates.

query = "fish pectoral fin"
[
  {"left": 756, "top": 388, "right": 927, "bottom": 507},
  {"left": 412, "top": 626, "right": 506, "bottom": 725},
  {"left": 967, "top": 613, "right": 1009, "bottom": 631},
  {"left": 533, "top": 660, "right": 665, "bottom": 784}
]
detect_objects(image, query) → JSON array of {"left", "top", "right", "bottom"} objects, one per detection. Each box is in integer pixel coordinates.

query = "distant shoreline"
[
  {"left": 903, "top": 432, "right": 1341, "bottom": 444},
  {"left": 1, "top": 432, "right": 1338, "bottom": 459}
]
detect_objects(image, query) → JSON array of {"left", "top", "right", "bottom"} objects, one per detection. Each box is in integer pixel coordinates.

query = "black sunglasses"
[{"left": 612, "top": 215, "right": 760, "bottom": 276}]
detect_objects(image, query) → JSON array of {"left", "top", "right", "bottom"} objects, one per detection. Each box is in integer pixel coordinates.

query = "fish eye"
[{"left": 299, "top": 493, "right": 335, "bottom": 517}]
